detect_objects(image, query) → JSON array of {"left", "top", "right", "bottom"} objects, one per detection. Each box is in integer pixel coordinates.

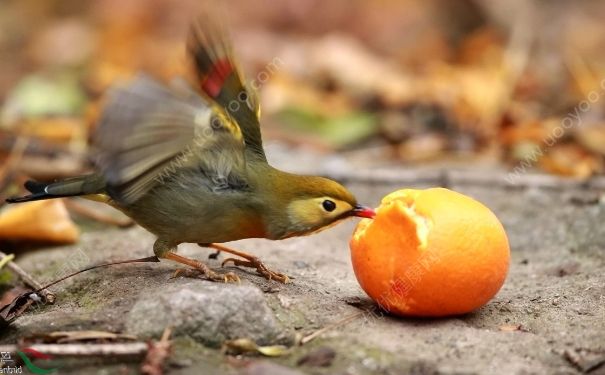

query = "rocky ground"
[{"left": 1, "top": 148, "right": 604, "bottom": 375}]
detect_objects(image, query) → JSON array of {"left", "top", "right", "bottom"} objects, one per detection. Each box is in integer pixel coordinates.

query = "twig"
[
  {"left": 35, "top": 256, "right": 160, "bottom": 292},
  {"left": 300, "top": 311, "right": 362, "bottom": 345},
  {"left": 141, "top": 327, "right": 172, "bottom": 375},
  {"left": 0, "top": 251, "right": 55, "bottom": 304},
  {"left": 0, "top": 343, "right": 148, "bottom": 357},
  {"left": 64, "top": 199, "right": 134, "bottom": 228}
]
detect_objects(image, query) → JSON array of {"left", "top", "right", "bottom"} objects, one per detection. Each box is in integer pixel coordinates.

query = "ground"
[{"left": 1, "top": 148, "right": 604, "bottom": 375}]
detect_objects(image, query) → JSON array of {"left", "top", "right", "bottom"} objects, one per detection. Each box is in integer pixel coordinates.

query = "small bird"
[{"left": 6, "top": 20, "right": 375, "bottom": 283}]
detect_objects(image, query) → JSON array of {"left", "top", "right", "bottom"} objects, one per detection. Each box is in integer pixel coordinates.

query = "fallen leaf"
[
  {"left": 540, "top": 144, "right": 602, "bottom": 179},
  {"left": 222, "top": 338, "right": 289, "bottom": 357},
  {"left": 0, "top": 286, "right": 27, "bottom": 307},
  {"left": 0, "top": 200, "right": 79, "bottom": 244},
  {"left": 498, "top": 324, "right": 528, "bottom": 332},
  {"left": 575, "top": 123, "right": 605, "bottom": 156},
  {"left": 398, "top": 133, "right": 448, "bottom": 162},
  {"left": 17, "top": 117, "right": 87, "bottom": 144},
  {"left": 0, "top": 291, "right": 38, "bottom": 328}
]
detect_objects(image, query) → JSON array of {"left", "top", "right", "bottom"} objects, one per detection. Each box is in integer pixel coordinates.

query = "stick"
[
  {"left": 0, "top": 343, "right": 148, "bottom": 357},
  {"left": 0, "top": 251, "right": 56, "bottom": 304},
  {"left": 35, "top": 256, "right": 160, "bottom": 293},
  {"left": 300, "top": 311, "right": 362, "bottom": 345}
]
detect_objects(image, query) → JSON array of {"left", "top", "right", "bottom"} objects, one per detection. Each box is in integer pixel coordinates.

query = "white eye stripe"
[{"left": 193, "top": 108, "right": 212, "bottom": 127}]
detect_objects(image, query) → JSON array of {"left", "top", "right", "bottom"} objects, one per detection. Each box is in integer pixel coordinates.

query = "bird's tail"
[{"left": 5, "top": 174, "right": 106, "bottom": 204}]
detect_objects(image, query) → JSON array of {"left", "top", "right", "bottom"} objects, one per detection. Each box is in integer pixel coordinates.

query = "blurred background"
[{"left": 1, "top": 0, "right": 605, "bottom": 202}]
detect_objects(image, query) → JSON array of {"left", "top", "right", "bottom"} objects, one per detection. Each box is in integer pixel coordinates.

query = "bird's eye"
[
  {"left": 210, "top": 115, "right": 223, "bottom": 130},
  {"left": 322, "top": 200, "right": 336, "bottom": 212}
]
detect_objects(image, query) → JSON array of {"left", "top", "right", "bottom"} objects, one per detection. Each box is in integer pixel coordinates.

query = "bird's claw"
[
  {"left": 222, "top": 257, "right": 290, "bottom": 283},
  {"left": 220, "top": 271, "right": 241, "bottom": 283}
]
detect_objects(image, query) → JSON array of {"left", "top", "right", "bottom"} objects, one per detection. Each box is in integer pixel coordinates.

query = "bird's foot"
[
  {"left": 172, "top": 267, "right": 240, "bottom": 283},
  {"left": 222, "top": 257, "right": 290, "bottom": 283},
  {"left": 164, "top": 252, "right": 239, "bottom": 283}
]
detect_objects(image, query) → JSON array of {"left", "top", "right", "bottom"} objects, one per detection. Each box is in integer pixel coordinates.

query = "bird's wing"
[
  {"left": 94, "top": 74, "right": 247, "bottom": 204},
  {"left": 188, "top": 18, "right": 266, "bottom": 159}
]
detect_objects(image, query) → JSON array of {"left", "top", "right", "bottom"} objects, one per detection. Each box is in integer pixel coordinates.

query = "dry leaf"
[
  {"left": 575, "top": 123, "right": 605, "bottom": 156},
  {"left": 498, "top": 324, "right": 527, "bottom": 332},
  {"left": 0, "top": 291, "right": 37, "bottom": 328},
  {"left": 17, "top": 117, "right": 86, "bottom": 144},
  {"left": 0, "top": 200, "right": 79, "bottom": 244},
  {"left": 540, "top": 144, "right": 602, "bottom": 179},
  {"left": 222, "top": 338, "right": 289, "bottom": 357},
  {"left": 398, "top": 133, "right": 448, "bottom": 162}
]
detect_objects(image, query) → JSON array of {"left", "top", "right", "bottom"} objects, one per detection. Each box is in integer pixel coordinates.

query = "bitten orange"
[{"left": 350, "top": 188, "right": 510, "bottom": 317}]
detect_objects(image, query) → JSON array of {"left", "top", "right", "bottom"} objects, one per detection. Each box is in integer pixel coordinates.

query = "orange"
[{"left": 350, "top": 188, "right": 510, "bottom": 317}]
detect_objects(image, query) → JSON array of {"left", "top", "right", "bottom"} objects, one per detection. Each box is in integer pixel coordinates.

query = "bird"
[{"left": 5, "top": 19, "right": 376, "bottom": 283}]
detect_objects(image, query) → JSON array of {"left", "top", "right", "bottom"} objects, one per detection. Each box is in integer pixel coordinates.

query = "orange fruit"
[{"left": 350, "top": 188, "right": 510, "bottom": 317}]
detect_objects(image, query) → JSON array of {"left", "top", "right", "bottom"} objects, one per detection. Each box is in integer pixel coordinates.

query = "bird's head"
[{"left": 279, "top": 174, "right": 375, "bottom": 238}]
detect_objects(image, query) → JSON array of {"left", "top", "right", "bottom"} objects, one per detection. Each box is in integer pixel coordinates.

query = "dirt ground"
[{"left": 1, "top": 150, "right": 604, "bottom": 375}]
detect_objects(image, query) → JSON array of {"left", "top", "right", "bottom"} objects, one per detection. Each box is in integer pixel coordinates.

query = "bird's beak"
[{"left": 351, "top": 204, "right": 376, "bottom": 219}]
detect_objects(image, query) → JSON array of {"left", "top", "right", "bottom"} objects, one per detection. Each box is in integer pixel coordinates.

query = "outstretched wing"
[
  {"left": 188, "top": 18, "right": 266, "bottom": 159},
  {"left": 94, "top": 74, "right": 247, "bottom": 204}
]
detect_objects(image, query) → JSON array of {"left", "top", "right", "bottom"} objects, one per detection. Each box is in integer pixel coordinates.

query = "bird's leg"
[
  {"left": 154, "top": 240, "right": 239, "bottom": 283},
  {"left": 205, "top": 243, "right": 290, "bottom": 283}
]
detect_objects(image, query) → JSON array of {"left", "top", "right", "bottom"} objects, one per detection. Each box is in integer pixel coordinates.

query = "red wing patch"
[{"left": 201, "top": 58, "right": 234, "bottom": 98}]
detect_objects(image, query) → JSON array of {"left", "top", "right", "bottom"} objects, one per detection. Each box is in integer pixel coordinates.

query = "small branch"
[
  {"left": 36, "top": 256, "right": 160, "bottom": 292},
  {"left": 0, "top": 251, "right": 55, "bottom": 304},
  {"left": 0, "top": 343, "right": 148, "bottom": 357},
  {"left": 300, "top": 311, "right": 362, "bottom": 345}
]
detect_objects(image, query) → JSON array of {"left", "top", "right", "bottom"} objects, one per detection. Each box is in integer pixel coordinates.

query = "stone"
[{"left": 125, "top": 280, "right": 290, "bottom": 348}]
